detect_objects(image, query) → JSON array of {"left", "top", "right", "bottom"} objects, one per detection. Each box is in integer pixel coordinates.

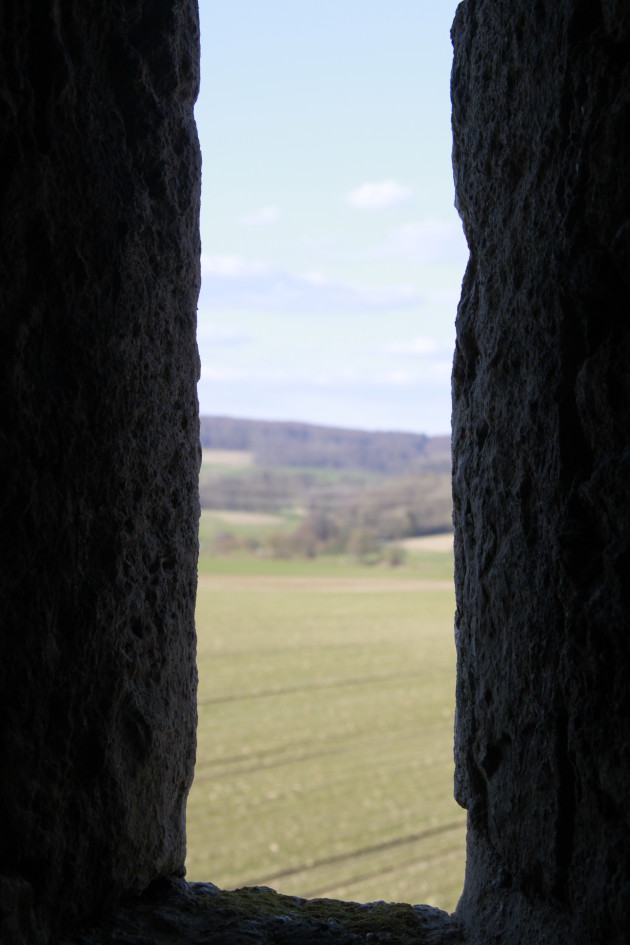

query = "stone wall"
[
  {"left": 0, "top": 3, "right": 201, "bottom": 942},
  {"left": 1, "top": 1, "right": 629, "bottom": 943},
  {"left": 451, "top": 2, "right": 630, "bottom": 943}
]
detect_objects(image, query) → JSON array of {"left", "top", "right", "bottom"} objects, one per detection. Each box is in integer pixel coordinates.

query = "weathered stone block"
[
  {"left": 451, "top": 2, "right": 630, "bottom": 942},
  {"left": 0, "top": 3, "right": 201, "bottom": 942}
]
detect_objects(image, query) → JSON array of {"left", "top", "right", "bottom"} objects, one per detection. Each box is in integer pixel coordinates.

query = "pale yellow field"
[
  {"left": 201, "top": 448, "right": 254, "bottom": 468},
  {"left": 204, "top": 509, "right": 285, "bottom": 527},
  {"left": 399, "top": 533, "right": 454, "bottom": 553},
  {"left": 186, "top": 558, "right": 465, "bottom": 911}
]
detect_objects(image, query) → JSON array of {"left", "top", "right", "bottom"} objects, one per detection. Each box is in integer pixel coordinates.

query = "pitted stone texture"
[
  {"left": 0, "top": 3, "right": 201, "bottom": 943},
  {"left": 61, "top": 879, "right": 464, "bottom": 945},
  {"left": 451, "top": 2, "right": 630, "bottom": 943}
]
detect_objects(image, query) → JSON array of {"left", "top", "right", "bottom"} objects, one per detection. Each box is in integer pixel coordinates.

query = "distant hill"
[{"left": 199, "top": 416, "right": 451, "bottom": 476}]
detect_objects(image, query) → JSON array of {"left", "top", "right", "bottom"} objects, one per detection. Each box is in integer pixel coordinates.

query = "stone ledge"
[{"left": 62, "top": 877, "right": 464, "bottom": 945}]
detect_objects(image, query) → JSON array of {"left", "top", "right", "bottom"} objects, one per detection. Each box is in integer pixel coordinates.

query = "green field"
[{"left": 186, "top": 532, "right": 465, "bottom": 911}]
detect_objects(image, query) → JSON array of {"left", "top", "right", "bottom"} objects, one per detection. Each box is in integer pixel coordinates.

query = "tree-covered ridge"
[
  {"left": 199, "top": 416, "right": 450, "bottom": 476},
  {"left": 198, "top": 418, "right": 453, "bottom": 554}
]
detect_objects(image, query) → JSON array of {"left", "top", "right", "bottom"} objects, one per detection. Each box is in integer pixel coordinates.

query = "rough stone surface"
[
  {"left": 3, "top": 1, "right": 630, "bottom": 944},
  {"left": 451, "top": 1, "right": 630, "bottom": 943},
  {"left": 60, "top": 880, "right": 464, "bottom": 945},
  {"left": 0, "top": 3, "right": 201, "bottom": 943}
]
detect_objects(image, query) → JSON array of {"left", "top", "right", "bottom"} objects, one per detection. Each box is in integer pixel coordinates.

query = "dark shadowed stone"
[
  {"left": 2, "top": 1, "right": 630, "bottom": 943},
  {"left": 451, "top": 1, "right": 630, "bottom": 943},
  {"left": 59, "top": 880, "right": 464, "bottom": 945},
  {"left": 0, "top": 2, "right": 201, "bottom": 942}
]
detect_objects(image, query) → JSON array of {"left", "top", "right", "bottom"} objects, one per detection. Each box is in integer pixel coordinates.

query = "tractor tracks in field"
[
  {"left": 193, "top": 739, "right": 356, "bottom": 780},
  {"left": 301, "top": 844, "right": 465, "bottom": 899},
  {"left": 195, "top": 719, "right": 454, "bottom": 782},
  {"left": 241, "top": 821, "right": 465, "bottom": 893},
  {"left": 192, "top": 723, "right": 451, "bottom": 782},
  {"left": 197, "top": 668, "right": 450, "bottom": 707}
]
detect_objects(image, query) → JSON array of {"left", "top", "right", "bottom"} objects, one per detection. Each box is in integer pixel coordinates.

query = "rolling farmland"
[{"left": 186, "top": 542, "right": 465, "bottom": 911}]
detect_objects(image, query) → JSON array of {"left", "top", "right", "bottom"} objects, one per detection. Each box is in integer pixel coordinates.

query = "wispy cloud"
[
  {"left": 370, "top": 218, "right": 468, "bottom": 265},
  {"left": 200, "top": 365, "right": 250, "bottom": 382},
  {"left": 385, "top": 336, "right": 439, "bottom": 356},
  {"left": 239, "top": 205, "right": 281, "bottom": 226},
  {"left": 424, "top": 287, "right": 463, "bottom": 307},
  {"left": 199, "top": 362, "right": 452, "bottom": 390},
  {"left": 202, "top": 255, "right": 266, "bottom": 277},
  {"left": 346, "top": 180, "right": 413, "bottom": 210},
  {"left": 200, "top": 254, "right": 422, "bottom": 314},
  {"left": 196, "top": 321, "right": 251, "bottom": 346},
  {"left": 374, "top": 362, "right": 453, "bottom": 385}
]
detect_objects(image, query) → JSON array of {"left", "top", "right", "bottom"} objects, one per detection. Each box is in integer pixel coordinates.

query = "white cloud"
[
  {"left": 198, "top": 361, "right": 452, "bottom": 391},
  {"left": 346, "top": 180, "right": 413, "bottom": 210},
  {"left": 239, "top": 205, "right": 281, "bottom": 226},
  {"left": 385, "top": 336, "right": 438, "bottom": 356},
  {"left": 373, "top": 362, "right": 453, "bottom": 386},
  {"left": 312, "top": 369, "right": 360, "bottom": 388},
  {"left": 196, "top": 321, "right": 251, "bottom": 346},
  {"left": 371, "top": 218, "right": 468, "bottom": 265},
  {"left": 429, "top": 360, "right": 455, "bottom": 381},
  {"left": 425, "top": 288, "right": 463, "bottom": 307},
  {"left": 201, "top": 254, "right": 268, "bottom": 277},
  {"left": 199, "top": 254, "right": 422, "bottom": 314},
  {"left": 200, "top": 366, "right": 250, "bottom": 382},
  {"left": 375, "top": 371, "right": 416, "bottom": 387}
]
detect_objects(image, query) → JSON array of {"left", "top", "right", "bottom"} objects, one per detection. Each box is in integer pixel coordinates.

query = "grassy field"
[
  {"left": 199, "top": 507, "right": 301, "bottom": 551},
  {"left": 186, "top": 520, "right": 465, "bottom": 911}
]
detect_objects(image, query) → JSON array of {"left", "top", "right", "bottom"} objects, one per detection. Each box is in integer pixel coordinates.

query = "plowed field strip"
[
  {"left": 193, "top": 721, "right": 448, "bottom": 775},
  {"left": 242, "top": 822, "right": 464, "bottom": 889},
  {"left": 301, "top": 844, "right": 464, "bottom": 899},
  {"left": 198, "top": 575, "right": 453, "bottom": 593},
  {"left": 193, "top": 728, "right": 450, "bottom": 782},
  {"left": 197, "top": 668, "right": 448, "bottom": 706}
]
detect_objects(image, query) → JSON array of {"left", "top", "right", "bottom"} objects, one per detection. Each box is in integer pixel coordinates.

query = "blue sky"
[{"left": 195, "top": 1, "right": 466, "bottom": 435}]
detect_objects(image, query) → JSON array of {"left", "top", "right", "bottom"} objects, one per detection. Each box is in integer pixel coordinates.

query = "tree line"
[{"left": 200, "top": 415, "right": 450, "bottom": 476}]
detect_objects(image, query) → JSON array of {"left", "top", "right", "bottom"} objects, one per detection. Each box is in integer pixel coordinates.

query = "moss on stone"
[
  {"left": 65, "top": 878, "right": 463, "bottom": 943},
  {"left": 176, "top": 881, "right": 463, "bottom": 943}
]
